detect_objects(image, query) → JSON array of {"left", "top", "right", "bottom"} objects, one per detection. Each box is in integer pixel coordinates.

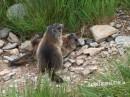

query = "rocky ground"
[{"left": 0, "top": 9, "right": 130, "bottom": 90}]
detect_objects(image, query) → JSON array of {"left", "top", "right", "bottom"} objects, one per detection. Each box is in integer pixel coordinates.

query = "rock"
[
  {"left": 0, "top": 69, "right": 10, "bottom": 76},
  {"left": 90, "top": 42, "right": 99, "bottom": 47},
  {"left": 69, "top": 67, "right": 84, "bottom": 73},
  {"left": 68, "top": 59, "right": 75, "bottom": 63},
  {"left": 3, "top": 55, "right": 18, "bottom": 61},
  {"left": 5, "top": 48, "right": 19, "bottom": 55},
  {"left": 3, "top": 72, "right": 16, "bottom": 81},
  {"left": 115, "top": 36, "right": 130, "bottom": 47},
  {"left": 7, "top": 32, "right": 20, "bottom": 43},
  {"left": 0, "top": 28, "right": 10, "bottom": 39},
  {"left": 0, "top": 49, "right": 3, "bottom": 54},
  {"left": 127, "top": 27, "right": 130, "bottom": 31},
  {"left": 115, "top": 24, "right": 122, "bottom": 28},
  {"left": 112, "top": 33, "right": 119, "bottom": 38},
  {"left": 84, "top": 38, "right": 95, "bottom": 45},
  {"left": 81, "top": 65, "right": 97, "bottom": 75},
  {"left": 90, "top": 25, "right": 118, "bottom": 42},
  {"left": 0, "top": 40, "right": 5, "bottom": 48},
  {"left": 7, "top": 3, "right": 27, "bottom": 21},
  {"left": 106, "top": 36, "right": 114, "bottom": 42},
  {"left": 76, "top": 55, "right": 86, "bottom": 59},
  {"left": 2, "top": 43, "right": 17, "bottom": 50},
  {"left": 78, "top": 38, "right": 85, "bottom": 46},
  {"left": 64, "top": 62, "right": 71, "bottom": 68},
  {"left": 83, "top": 47, "right": 104, "bottom": 56},
  {"left": 110, "top": 22, "right": 116, "bottom": 27},
  {"left": 20, "top": 40, "right": 33, "bottom": 51},
  {"left": 76, "top": 59, "right": 84, "bottom": 66}
]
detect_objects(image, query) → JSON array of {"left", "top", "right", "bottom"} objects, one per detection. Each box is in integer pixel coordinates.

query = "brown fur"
[{"left": 36, "top": 24, "right": 64, "bottom": 83}]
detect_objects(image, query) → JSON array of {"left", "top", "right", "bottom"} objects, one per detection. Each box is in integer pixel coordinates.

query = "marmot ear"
[{"left": 47, "top": 25, "right": 52, "bottom": 32}]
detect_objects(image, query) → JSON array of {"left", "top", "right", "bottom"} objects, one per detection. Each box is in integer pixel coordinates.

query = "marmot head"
[{"left": 46, "top": 23, "right": 64, "bottom": 40}]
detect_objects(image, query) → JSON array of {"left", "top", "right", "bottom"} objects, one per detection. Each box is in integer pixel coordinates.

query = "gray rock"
[
  {"left": 0, "top": 40, "right": 5, "bottom": 48},
  {"left": 78, "top": 38, "right": 85, "bottom": 46},
  {"left": 127, "top": 26, "right": 130, "bottom": 31},
  {"left": 0, "top": 69, "right": 10, "bottom": 76},
  {"left": 3, "top": 55, "right": 18, "bottom": 61},
  {"left": 5, "top": 48, "right": 19, "bottom": 55},
  {"left": 0, "top": 28, "right": 10, "bottom": 39},
  {"left": 90, "top": 42, "right": 99, "bottom": 47},
  {"left": 115, "top": 36, "right": 130, "bottom": 47},
  {"left": 90, "top": 25, "right": 118, "bottom": 42},
  {"left": 7, "top": 3, "right": 27, "bottom": 21},
  {"left": 7, "top": 32, "right": 20, "bottom": 43},
  {"left": 2, "top": 43, "right": 17, "bottom": 50}
]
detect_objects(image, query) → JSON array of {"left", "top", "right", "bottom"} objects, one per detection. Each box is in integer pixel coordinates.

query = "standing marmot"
[{"left": 36, "top": 23, "right": 64, "bottom": 83}]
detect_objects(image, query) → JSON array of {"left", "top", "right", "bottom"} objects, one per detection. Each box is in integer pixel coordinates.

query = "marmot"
[{"left": 36, "top": 23, "right": 64, "bottom": 83}]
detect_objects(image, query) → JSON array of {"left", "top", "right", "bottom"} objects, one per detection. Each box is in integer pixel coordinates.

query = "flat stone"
[
  {"left": 2, "top": 43, "right": 17, "bottom": 50},
  {"left": 5, "top": 48, "right": 19, "bottom": 55},
  {"left": 0, "top": 40, "right": 5, "bottom": 48},
  {"left": 7, "top": 32, "right": 19, "bottom": 43},
  {"left": 3, "top": 72, "right": 16, "bottom": 81},
  {"left": 0, "top": 28, "right": 10, "bottom": 39},
  {"left": 68, "top": 59, "right": 75, "bottom": 63},
  {"left": 127, "top": 27, "right": 130, "bottom": 31},
  {"left": 90, "top": 25, "right": 118, "bottom": 42}
]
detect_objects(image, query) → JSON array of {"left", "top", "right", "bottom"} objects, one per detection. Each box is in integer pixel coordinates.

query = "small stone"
[
  {"left": 90, "top": 25, "right": 118, "bottom": 42},
  {"left": 110, "top": 22, "right": 116, "bottom": 27},
  {"left": 20, "top": 40, "right": 33, "bottom": 51},
  {"left": 2, "top": 43, "right": 17, "bottom": 50},
  {"left": 0, "top": 40, "right": 5, "bottom": 48},
  {"left": 81, "top": 65, "right": 97, "bottom": 75},
  {"left": 115, "top": 36, "right": 130, "bottom": 47},
  {"left": 76, "top": 55, "right": 86, "bottom": 59},
  {"left": 127, "top": 27, "right": 130, "bottom": 31},
  {"left": 5, "top": 48, "right": 19, "bottom": 55},
  {"left": 76, "top": 59, "right": 84, "bottom": 66},
  {"left": 3, "top": 72, "right": 16, "bottom": 81},
  {"left": 0, "top": 49, "right": 3, "bottom": 54},
  {"left": 7, "top": 32, "right": 20, "bottom": 43},
  {"left": 0, "top": 69, "right": 10, "bottom": 76},
  {"left": 78, "top": 38, "right": 85, "bottom": 46},
  {"left": 115, "top": 24, "right": 122, "bottom": 28},
  {"left": 90, "top": 42, "right": 99, "bottom": 47},
  {"left": 69, "top": 67, "right": 84, "bottom": 73},
  {"left": 83, "top": 47, "right": 104, "bottom": 56},
  {"left": 0, "top": 28, "right": 10, "bottom": 39},
  {"left": 64, "top": 62, "right": 71, "bottom": 68},
  {"left": 68, "top": 59, "right": 75, "bottom": 63},
  {"left": 112, "top": 33, "right": 119, "bottom": 38},
  {"left": 3, "top": 55, "right": 18, "bottom": 61}
]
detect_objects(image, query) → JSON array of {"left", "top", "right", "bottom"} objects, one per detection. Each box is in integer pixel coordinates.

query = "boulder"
[
  {"left": 7, "top": 3, "right": 27, "bottom": 21},
  {"left": 90, "top": 25, "right": 118, "bottom": 42}
]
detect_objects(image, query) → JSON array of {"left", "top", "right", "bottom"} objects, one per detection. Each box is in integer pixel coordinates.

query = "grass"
[{"left": 1, "top": 0, "right": 119, "bottom": 37}]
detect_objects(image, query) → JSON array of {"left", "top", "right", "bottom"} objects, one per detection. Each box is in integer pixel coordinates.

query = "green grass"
[{"left": 1, "top": 0, "right": 119, "bottom": 37}]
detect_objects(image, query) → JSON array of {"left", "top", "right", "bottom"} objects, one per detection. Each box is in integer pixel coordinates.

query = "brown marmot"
[{"left": 36, "top": 23, "right": 64, "bottom": 83}]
